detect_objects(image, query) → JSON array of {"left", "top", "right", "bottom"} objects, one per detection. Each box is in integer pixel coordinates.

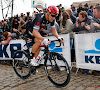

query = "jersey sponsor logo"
[{"left": 37, "top": 22, "right": 41, "bottom": 26}]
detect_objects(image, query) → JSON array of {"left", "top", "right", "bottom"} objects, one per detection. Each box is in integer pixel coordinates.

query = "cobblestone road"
[{"left": 0, "top": 64, "right": 100, "bottom": 90}]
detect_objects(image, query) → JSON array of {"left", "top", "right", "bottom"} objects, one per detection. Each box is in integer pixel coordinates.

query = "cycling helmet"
[{"left": 47, "top": 6, "right": 59, "bottom": 15}]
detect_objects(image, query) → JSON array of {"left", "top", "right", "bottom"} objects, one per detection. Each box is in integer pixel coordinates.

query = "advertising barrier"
[
  {"left": 0, "top": 39, "right": 26, "bottom": 60},
  {"left": 0, "top": 34, "right": 71, "bottom": 66},
  {"left": 75, "top": 33, "right": 100, "bottom": 71}
]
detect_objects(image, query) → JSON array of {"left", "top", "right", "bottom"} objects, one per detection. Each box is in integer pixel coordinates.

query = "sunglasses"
[{"left": 51, "top": 14, "right": 57, "bottom": 17}]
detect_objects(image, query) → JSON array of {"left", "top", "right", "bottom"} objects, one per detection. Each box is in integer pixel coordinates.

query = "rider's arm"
[
  {"left": 51, "top": 28, "right": 59, "bottom": 39},
  {"left": 51, "top": 28, "right": 63, "bottom": 42},
  {"left": 0, "top": 37, "right": 12, "bottom": 45}
]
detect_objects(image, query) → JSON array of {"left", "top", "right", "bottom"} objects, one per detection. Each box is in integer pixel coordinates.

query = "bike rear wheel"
[
  {"left": 44, "top": 52, "right": 70, "bottom": 87},
  {"left": 12, "top": 50, "right": 31, "bottom": 79}
]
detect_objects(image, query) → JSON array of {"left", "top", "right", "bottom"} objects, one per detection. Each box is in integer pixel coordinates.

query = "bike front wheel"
[
  {"left": 12, "top": 50, "right": 31, "bottom": 79},
  {"left": 44, "top": 52, "right": 70, "bottom": 87}
]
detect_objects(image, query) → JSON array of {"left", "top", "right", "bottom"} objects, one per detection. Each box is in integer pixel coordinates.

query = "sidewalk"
[{"left": 0, "top": 64, "right": 100, "bottom": 90}]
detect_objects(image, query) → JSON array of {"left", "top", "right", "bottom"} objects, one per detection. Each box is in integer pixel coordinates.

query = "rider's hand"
[
  {"left": 42, "top": 39, "right": 49, "bottom": 45},
  {"left": 58, "top": 37, "right": 64, "bottom": 43}
]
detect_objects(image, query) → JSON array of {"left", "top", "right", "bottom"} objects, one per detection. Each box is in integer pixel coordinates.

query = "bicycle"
[{"left": 12, "top": 35, "right": 70, "bottom": 87}]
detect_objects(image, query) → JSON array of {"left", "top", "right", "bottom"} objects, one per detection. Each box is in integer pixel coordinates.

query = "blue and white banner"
[
  {"left": 75, "top": 33, "right": 100, "bottom": 71},
  {"left": 40, "top": 34, "right": 71, "bottom": 66},
  {"left": 0, "top": 34, "right": 71, "bottom": 66},
  {"left": 0, "top": 39, "right": 26, "bottom": 60}
]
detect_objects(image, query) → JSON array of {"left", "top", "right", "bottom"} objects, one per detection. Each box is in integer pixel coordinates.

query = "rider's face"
[{"left": 48, "top": 13, "right": 57, "bottom": 22}]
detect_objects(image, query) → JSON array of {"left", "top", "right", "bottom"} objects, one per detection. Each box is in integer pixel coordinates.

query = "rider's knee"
[
  {"left": 38, "top": 47, "right": 41, "bottom": 51},
  {"left": 36, "top": 40, "right": 42, "bottom": 45}
]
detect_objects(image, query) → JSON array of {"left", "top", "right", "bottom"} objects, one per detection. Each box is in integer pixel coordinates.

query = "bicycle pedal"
[
  {"left": 31, "top": 69, "right": 38, "bottom": 75},
  {"left": 52, "top": 66, "right": 60, "bottom": 71},
  {"left": 30, "top": 66, "right": 38, "bottom": 75}
]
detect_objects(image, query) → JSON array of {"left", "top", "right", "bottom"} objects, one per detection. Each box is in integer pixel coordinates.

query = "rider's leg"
[
  {"left": 30, "top": 38, "right": 42, "bottom": 66},
  {"left": 31, "top": 38, "right": 41, "bottom": 55},
  {"left": 34, "top": 47, "right": 41, "bottom": 59}
]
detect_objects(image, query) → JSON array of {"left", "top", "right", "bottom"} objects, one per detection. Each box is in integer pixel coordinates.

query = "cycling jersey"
[
  {"left": 33, "top": 13, "right": 56, "bottom": 31},
  {"left": 26, "top": 13, "right": 56, "bottom": 40}
]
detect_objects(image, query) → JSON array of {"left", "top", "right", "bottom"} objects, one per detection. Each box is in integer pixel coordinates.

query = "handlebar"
[
  {"left": 50, "top": 38, "right": 64, "bottom": 47},
  {"left": 40, "top": 39, "right": 64, "bottom": 48},
  {"left": 21, "top": 34, "right": 64, "bottom": 48}
]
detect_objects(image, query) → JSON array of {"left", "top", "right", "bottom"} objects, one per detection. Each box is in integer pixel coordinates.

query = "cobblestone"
[{"left": 0, "top": 64, "right": 100, "bottom": 90}]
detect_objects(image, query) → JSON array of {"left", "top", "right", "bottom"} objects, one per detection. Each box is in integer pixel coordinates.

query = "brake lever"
[{"left": 61, "top": 38, "right": 64, "bottom": 46}]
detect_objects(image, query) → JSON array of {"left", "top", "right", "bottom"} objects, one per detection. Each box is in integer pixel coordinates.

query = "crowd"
[{"left": 0, "top": 2, "right": 100, "bottom": 75}]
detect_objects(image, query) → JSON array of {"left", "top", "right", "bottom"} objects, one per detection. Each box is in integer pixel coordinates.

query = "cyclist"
[{"left": 28, "top": 6, "right": 63, "bottom": 66}]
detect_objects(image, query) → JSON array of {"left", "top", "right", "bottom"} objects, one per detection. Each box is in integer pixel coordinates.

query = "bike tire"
[
  {"left": 44, "top": 52, "right": 70, "bottom": 87},
  {"left": 12, "top": 50, "right": 31, "bottom": 79}
]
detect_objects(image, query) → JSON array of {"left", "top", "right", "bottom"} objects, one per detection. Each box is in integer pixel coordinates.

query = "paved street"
[{"left": 0, "top": 64, "right": 100, "bottom": 90}]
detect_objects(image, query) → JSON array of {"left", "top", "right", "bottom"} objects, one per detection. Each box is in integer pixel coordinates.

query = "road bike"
[{"left": 12, "top": 35, "right": 70, "bottom": 87}]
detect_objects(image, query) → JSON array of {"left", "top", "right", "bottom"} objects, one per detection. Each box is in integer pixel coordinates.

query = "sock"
[{"left": 30, "top": 52, "right": 35, "bottom": 59}]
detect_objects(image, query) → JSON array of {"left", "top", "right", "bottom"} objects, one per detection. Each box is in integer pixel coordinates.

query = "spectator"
[
  {"left": 59, "top": 4, "right": 62, "bottom": 7},
  {"left": 0, "top": 29, "right": 20, "bottom": 45},
  {"left": 2, "top": 20, "right": 9, "bottom": 32},
  {"left": 12, "top": 15, "right": 19, "bottom": 29},
  {"left": 71, "top": 5, "right": 77, "bottom": 17},
  {"left": 93, "top": 23, "right": 100, "bottom": 29},
  {"left": 39, "top": 10, "right": 42, "bottom": 13},
  {"left": 70, "top": 4, "right": 74, "bottom": 8},
  {"left": 59, "top": 11, "right": 73, "bottom": 34},
  {"left": 91, "top": 6, "right": 100, "bottom": 76},
  {"left": 56, "top": 5, "right": 62, "bottom": 26},
  {"left": 84, "top": 3, "right": 89, "bottom": 12},
  {"left": 87, "top": 5, "right": 94, "bottom": 17},
  {"left": 25, "top": 12, "right": 30, "bottom": 22},
  {"left": 72, "top": 11, "right": 95, "bottom": 33},
  {"left": 43, "top": 8, "right": 47, "bottom": 13},
  {"left": 20, "top": 13, "right": 25, "bottom": 20},
  {"left": 72, "top": 11, "right": 96, "bottom": 75},
  {"left": 7, "top": 17, "right": 12, "bottom": 32},
  {"left": 77, "top": 3, "right": 84, "bottom": 16},
  {"left": 61, "top": 7, "right": 65, "bottom": 13},
  {"left": 92, "top": 5, "right": 100, "bottom": 32},
  {"left": 32, "top": 11, "right": 36, "bottom": 18},
  {"left": 1, "top": 20, "right": 5, "bottom": 32},
  {"left": 66, "top": 9, "right": 76, "bottom": 24},
  {"left": 19, "top": 13, "right": 27, "bottom": 30},
  {"left": 0, "top": 31, "right": 12, "bottom": 45},
  {"left": 0, "top": 30, "right": 4, "bottom": 42},
  {"left": 95, "top": 3, "right": 100, "bottom": 7},
  {"left": 59, "top": 11, "right": 73, "bottom": 50},
  {"left": 0, "top": 21, "right": 3, "bottom": 32}
]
